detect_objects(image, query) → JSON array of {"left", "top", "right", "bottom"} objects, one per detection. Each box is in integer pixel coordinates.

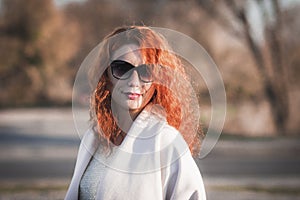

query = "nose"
[{"left": 127, "top": 70, "right": 141, "bottom": 87}]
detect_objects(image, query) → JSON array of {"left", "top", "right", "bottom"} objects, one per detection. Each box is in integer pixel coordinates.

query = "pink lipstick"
[{"left": 126, "top": 93, "right": 141, "bottom": 100}]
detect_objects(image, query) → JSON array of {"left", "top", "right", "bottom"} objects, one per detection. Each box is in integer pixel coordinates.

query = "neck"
[
  {"left": 129, "top": 109, "right": 141, "bottom": 121},
  {"left": 111, "top": 102, "right": 143, "bottom": 134}
]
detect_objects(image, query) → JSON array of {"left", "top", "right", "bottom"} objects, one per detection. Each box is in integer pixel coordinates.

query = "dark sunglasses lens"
[
  {"left": 111, "top": 61, "right": 132, "bottom": 79},
  {"left": 138, "top": 65, "right": 153, "bottom": 82},
  {"left": 110, "top": 61, "right": 154, "bottom": 82}
]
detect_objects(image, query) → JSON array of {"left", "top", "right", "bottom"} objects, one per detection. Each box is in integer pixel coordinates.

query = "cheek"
[{"left": 143, "top": 84, "right": 151, "bottom": 92}]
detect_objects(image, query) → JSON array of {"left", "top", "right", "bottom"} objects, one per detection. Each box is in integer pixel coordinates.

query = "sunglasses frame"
[{"left": 110, "top": 60, "right": 154, "bottom": 83}]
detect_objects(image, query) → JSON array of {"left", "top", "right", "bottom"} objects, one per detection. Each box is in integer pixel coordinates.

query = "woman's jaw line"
[{"left": 111, "top": 99, "right": 144, "bottom": 121}]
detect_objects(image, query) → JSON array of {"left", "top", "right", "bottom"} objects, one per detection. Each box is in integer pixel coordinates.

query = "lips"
[{"left": 123, "top": 92, "right": 142, "bottom": 100}]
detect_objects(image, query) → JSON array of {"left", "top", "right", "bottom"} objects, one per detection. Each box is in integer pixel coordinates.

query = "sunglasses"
[{"left": 110, "top": 60, "right": 154, "bottom": 83}]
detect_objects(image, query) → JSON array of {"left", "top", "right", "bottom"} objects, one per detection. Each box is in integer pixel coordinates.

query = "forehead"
[{"left": 111, "top": 44, "right": 143, "bottom": 65}]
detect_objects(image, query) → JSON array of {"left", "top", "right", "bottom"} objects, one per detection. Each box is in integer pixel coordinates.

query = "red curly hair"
[{"left": 89, "top": 26, "right": 203, "bottom": 156}]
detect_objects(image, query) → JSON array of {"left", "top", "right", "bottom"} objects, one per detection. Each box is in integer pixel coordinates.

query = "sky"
[
  {"left": 54, "top": 0, "right": 86, "bottom": 7},
  {"left": 248, "top": 0, "right": 300, "bottom": 43}
]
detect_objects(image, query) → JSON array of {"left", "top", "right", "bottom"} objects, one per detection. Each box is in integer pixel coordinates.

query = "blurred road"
[{"left": 0, "top": 108, "right": 300, "bottom": 200}]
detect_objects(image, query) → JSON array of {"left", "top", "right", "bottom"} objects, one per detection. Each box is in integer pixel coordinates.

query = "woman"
[{"left": 66, "top": 26, "right": 206, "bottom": 200}]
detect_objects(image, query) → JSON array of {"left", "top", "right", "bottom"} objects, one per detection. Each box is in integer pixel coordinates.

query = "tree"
[
  {"left": 197, "top": 0, "right": 289, "bottom": 134},
  {"left": 0, "top": 0, "right": 80, "bottom": 106}
]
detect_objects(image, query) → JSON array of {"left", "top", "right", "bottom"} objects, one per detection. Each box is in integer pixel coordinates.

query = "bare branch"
[{"left": 196, "top": 0, "right": 244, "bottom": 39}]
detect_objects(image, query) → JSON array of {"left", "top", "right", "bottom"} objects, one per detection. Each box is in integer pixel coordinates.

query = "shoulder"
[
  {"left": 158, "top": 123, "right": 193, "bottom": 168},
  {"left": 159, "top": 125, "right": 206, "bottom": 199},
  {"left": 78, "top": 128, "right": 99, "bottom": 155},
  {"left": 159, "top": 123, "right": 188, "bottom": 153}
]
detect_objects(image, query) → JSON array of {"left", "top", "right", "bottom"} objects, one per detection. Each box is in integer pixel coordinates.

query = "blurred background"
[{"left": 0, "top": 0, "right": 300, "bottom": 199}]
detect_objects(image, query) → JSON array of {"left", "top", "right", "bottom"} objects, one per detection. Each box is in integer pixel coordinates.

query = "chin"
[
  {"left": 126, "top": 100, "right": 143, "bottom": 110},
  {"left": 113, "top": 96, "right": 147, "bottom": 112}
]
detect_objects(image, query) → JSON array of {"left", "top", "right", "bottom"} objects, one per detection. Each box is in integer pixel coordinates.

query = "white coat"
[{"left": 65, "top": 107, "right": 206, "bottom": 200}]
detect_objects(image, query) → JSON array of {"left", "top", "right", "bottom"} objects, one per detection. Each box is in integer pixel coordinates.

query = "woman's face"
[{"left": 108, "top": 44, "right": 155, "bottom": 113}]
